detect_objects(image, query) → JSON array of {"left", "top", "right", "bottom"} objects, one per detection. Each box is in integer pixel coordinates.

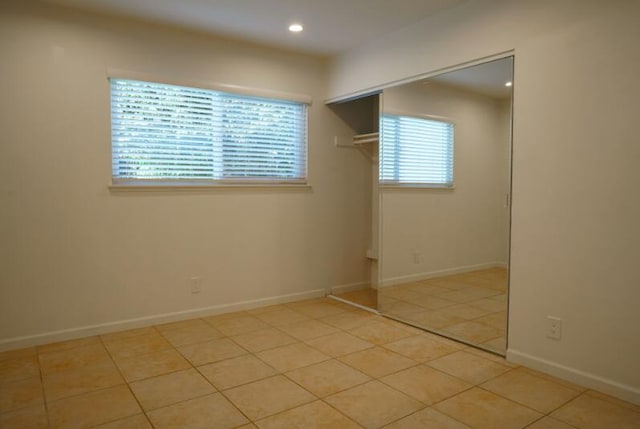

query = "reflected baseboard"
[
  {"left": 380, "top": 261, "right": 508, "bottom": 287},
  {"left": 330, "top": 281, "right": 371, "bottom": 294}
]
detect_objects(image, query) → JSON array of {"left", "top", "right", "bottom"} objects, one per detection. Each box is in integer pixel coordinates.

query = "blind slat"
[
  {"left": 111, "top": 78, "right": 307, "bottom": 181},
  {"left": 381, "top": 114, "right": 454, "bottom": 186}
]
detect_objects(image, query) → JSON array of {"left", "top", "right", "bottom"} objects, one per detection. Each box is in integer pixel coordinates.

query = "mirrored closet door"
[{"left": 378, "top": 57, "right": 513, "bottom": 355}]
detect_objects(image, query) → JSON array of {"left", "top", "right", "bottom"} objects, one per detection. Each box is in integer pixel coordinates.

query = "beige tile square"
[
  {"left": 434, "top": 387, "right": 542, "bottom": 429},
  {"left": 383, "top": 334, "right": 462, "bottom": 362},
  {"left": 103, "top": 332, "right": 172, "bottom": 359},
  {"left": 402, "top": 310, "right": 466, "bottom": 330},
  {"left": 412, "top": 295, "right": 458, "bottom": 310},
  {"left": 583, "top": 389, "right": 639, "bottom": 412},
  {"left": 92, "top": 414, "right": 152, "bottom": 428},
  {"left": 278, "top": 320, "right": 339, "bottom": 341},
  {"left": 0, "top": 404, "right": 48, "bottom": 429},
  {"left": 381, "top": 287, "right": 422, "bottom": 301},
  {"left": 155, "top": 318, "right": 209, "bottom": 333},
  {"left": 115, "top": 349, "right": 191, "bottom": 382},
  {"left": 333, "top": 290, "right": 378, "bottom": 308},
  {"left": 159, "top": 323, "right": 223, "bottom": 347},
  {"left": 384, "top": 407, "right": 472, "bottom": 429},
  {"left": 129, "top": 368, "right": 215, "bottom": 411},
  {"left": 256, "top": 342, "right": 329, "bottom": 372},
  {"left": 463, "top": 347, "right": 517, "bottom": 368},
  {"left": 288, "top": 301, "right": 346, "bottom": 318},
  {"left": 177, "top": 338, "right": 246, "bottom": 366},
  {"left": 0, "top": 356, "right": 39, "bottom": 384},
  {"left": 347, "top": 320, "right": 414, "bottom": 345},
  {"left": 481, "top": 337, "right": 507, "bottom": 353},
  {"left": 43, "top": 360, "right": 124, "bottom": 402},
  {"left": 319, "top": 311, "right": 374, "bottom": 330},
  {"left": 427, "top": 351, "right": 511, "bottom": 384},
  {"left": 39, "top": 344, "right": 111, "bottom": 375},
  {"left": 0, "top": 376, "right": 43, "bottom": 413},
  {"left": 36, "top": 336, "right": 101, "bottom": 355},
  {"left": 198, "top": 354, "right": 277, "bottom": 390},
  {"left": 481, "top": 368, "right": 581, "bottom": 413},
  {"left": 207, "top": 314, "right": 270, "bottom": 336},
  {"left": 325, "top": 380, "right": 424, "bottom": 429},
  {"left": 0, "top": 347, "right": 36, "bottom": 362},
  {"left": 517, "top": 367, "right": 585, "bottom": 392},
  {"left": 285, "top": 359, "right": 370, "bottom": 397},
  {"left": 381, "top": 365, "right": 472, "bottom": 405},
  {"left": 224, "top": 375, "right": 316, "bottom": 420},
  {"left": 254, "top": 308, "right": 310, "bottom": 326},
  {"left": 474, "top": 312, "right": 507, "bottom": 330},
  {"left": 380, "top": 300, "right": 427, "bottom": 316},
  {"left": 339, "top": 347, "right": 416, "bottom": 378},
  {"left": 439, "top": 304, "right": 496, "bottom": 320},
  {"left": 551, "top": 392, "right": 640, "bottom": 429},
  {"left": 147, "top": 393, "right": 248, "bottom": 429},
  {"left": 524, "top": 417, "right": 577, "bottom": 429},
  {"left": 47, "top": 385, "right": 141, "bottom": 428},
  {"left": 436, "top": 289, "right": 493, "bottom": 304},
  {"left": 256, "top": 400, "right": 361, "bottom": 429},
  {"left": 468, "top": 299, "right": 505, "bottom": 313},
  {"left": 305, "top": 331, "right": 374, "bottom": 357},
  {"left": 442, "top": 321, "right": 503, "bottom": 344},
  {"left": 231, "top": 328, "right": 297, "bottom": 352}
]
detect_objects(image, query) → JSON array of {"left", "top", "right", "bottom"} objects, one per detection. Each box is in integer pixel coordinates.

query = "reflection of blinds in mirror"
[{"left": 380, "top": 114, "right": 454, "bottom": 187}]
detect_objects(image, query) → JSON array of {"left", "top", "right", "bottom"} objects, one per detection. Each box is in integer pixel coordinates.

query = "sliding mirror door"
[{"left": 378, "top": 57, "right": 513, "bottom": 355}]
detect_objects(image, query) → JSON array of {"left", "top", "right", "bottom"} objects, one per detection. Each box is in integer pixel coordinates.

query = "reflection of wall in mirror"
[{"left": 381, "top": 82, "right": 511, "bottom": 285}]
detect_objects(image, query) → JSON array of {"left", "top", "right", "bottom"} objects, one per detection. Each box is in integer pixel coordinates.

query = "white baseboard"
[
  {"left": 0, "top": 288, "right": 326, "bottom": 352},
  {"left": 507, "top": 348, "right": 640, "bottom": 405},
  {"left": 330, "top": 281, "right": 370, "bottom": 294},
  {"left": 380, "top": 261, "right": 507, "bottom": 287}
]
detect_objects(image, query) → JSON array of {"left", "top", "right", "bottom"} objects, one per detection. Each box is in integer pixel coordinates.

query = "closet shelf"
[{"left": 353, "top": 132, "right": 379, "bottom": 145}]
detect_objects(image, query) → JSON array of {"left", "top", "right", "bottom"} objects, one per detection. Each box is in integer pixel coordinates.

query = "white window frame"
[
  {"left": 108, "top": 72, "right": 311, "bottom": 189},
  {"left": 380, "top": 112, "right": 455, "bottom": 189}
]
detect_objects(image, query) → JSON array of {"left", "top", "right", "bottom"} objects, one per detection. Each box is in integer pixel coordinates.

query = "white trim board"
[
  {"left": 507, "top": 349, "right": 640, "bottom": 405},
  {"left": 0, "top": 288, "right": 326, "bottom": 352},
  {"left": 380, "top": 261, "right": 508, "bottom": 287}
]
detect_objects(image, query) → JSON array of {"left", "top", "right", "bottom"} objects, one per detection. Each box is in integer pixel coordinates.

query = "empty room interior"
[{"left": 1, "top": 0, "right": 639, "bottom": 428}]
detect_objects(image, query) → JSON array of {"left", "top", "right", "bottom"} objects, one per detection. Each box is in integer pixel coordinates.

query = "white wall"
[
  {"left": 329, "top": 0, "right": 640, "bottom": 403},
  {"left": 0, "top": 1, "right": 371, "bottom": 348},
  {"left": 381, "top": 83, "right": 510, "bottom": 284}
]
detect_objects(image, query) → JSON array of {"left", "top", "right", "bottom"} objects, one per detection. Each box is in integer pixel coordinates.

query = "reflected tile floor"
[
  {"left": 379, "top": 268, "right": 509, "bottom": 354},
  {"left": 1, "top": 297, "right": 639, "bottom": 428}
]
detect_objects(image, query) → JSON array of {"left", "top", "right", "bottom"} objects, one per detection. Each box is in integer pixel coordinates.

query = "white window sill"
[
  {"left": 380, "top": 184, "right": 455, "bottom": 190},
  {"left": 109, "top": 182, "right": 313, "bottom": 192}
]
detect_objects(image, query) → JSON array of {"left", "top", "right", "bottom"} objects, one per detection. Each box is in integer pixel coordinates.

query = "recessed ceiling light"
[
  {"left": 289, "top": 23, "right": 303, "bottom": 33},
  {"left": 505, "top": 81, "right": 513, "bottom": 87}
]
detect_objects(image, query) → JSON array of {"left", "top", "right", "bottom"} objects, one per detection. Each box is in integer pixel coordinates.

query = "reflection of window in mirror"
[{"left": 380, "top": 114, "right": 454, "bottom": 188}]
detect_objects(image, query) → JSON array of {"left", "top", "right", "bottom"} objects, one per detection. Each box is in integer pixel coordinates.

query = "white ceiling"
[{"left": 44, "top": 0, "right": 467, "bottom": 56}]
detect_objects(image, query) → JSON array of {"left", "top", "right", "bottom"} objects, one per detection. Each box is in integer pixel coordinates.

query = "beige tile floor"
[
  {"left": 379, "top": 268, "right": 509, "bottom": 355},
  {"left": 1, "top": 297, "right": 639, "bottom": 428},
  {"left": 332, "top": 288, "right": 378, "bottom": 309}
]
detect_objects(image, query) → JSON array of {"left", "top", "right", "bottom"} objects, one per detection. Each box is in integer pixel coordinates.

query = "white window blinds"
[
  {"left": 110, "top": 79, "right": 307, "bottom": 183},
  {"left": 381, "top": 114, "right": 454, "bottom": 187}
]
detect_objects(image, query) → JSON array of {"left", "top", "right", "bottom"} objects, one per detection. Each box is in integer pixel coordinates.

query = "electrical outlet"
[
  {"left": 188, "top": 276, "right": 202, "bottom": 294},
  {"left": 547, "top": 316, "right": 562, "bottom": 340}
]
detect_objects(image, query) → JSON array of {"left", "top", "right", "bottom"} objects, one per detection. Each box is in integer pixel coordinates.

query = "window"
[
  {"left": 380, "top": 114, "right": 454, "bottom": 187},
  {"left": 110, "top": 79, "right": 307, "bottom": 184}
]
